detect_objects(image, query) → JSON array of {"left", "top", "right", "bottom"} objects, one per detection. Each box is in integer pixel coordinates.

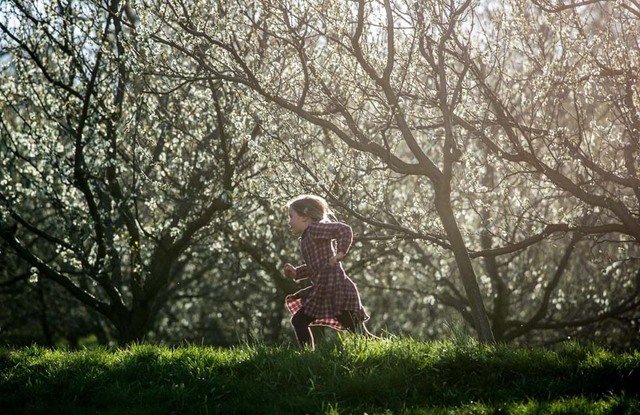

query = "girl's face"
[{"left": 288, "top": 208, "right": 310, "bottom": 235}]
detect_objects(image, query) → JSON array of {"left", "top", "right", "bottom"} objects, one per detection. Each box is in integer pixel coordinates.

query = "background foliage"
[{"left": 1, "top": 0, "right": 639, "bottom": 350}]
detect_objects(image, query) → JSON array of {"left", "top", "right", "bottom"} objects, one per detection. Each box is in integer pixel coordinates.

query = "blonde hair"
[{"left": 287, "top": 195, "right": 335, "bottom": 222}]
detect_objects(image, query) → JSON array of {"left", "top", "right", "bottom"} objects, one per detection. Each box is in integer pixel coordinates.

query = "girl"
[{"left": 283, "top": 194, "right": 374, "bottom": 349}]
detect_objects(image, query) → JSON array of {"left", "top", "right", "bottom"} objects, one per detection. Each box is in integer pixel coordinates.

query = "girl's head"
[
  {"left": 287, "top": 195, "right": 333, "bottom": 234},
  {"left": 287, "top": 194, "right": 332, "bottom": 221}
]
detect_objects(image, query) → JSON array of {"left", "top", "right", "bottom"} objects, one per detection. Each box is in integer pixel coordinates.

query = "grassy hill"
[{"left": 1, "top": 336, "right": 639, "bottom": 414}]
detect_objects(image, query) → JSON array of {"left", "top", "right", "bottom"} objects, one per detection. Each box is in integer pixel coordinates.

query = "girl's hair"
[{"left": 287, "top": 195, "right": 335, "bottom": 222}]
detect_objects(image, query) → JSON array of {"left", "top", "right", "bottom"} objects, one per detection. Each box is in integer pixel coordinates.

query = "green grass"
[{"left": 1, "top": 336, "right": 639, "bottom": 414}]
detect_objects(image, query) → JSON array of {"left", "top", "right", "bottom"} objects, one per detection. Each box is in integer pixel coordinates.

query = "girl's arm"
[
  {"left": 334, "top": 223, "right": 353, "bottom": 258},
  {"left": 283, "top": 263, "right": 296, "bottom": 279},
  {"left": 312, "top": 222, "right": 353, "bottom": 256},
  {"left": 311, "top": 222, "right": 353, "bottom": 266},
  {"left": 328, "top": 252, "right": 345, "bottom": 267},
  {"left": 294, "top": 264, "right": 311, "bottom": 280},
  {"left": 284, "top": 263, "right": 310, "bottom": 281}
]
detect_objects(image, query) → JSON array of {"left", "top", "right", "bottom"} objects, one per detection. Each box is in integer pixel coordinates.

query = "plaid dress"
[{"left": 285, "top": 221, "right": 369, "bottom": 330}]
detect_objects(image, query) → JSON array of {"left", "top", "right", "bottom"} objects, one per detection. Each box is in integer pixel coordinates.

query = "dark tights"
[{"left": 291, "top": 310, "right": 361, "bottom": 349}]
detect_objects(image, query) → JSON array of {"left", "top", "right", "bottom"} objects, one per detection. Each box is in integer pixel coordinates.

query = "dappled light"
[{"left": 0, "top": 0, "right": 639, "bottom": 351}]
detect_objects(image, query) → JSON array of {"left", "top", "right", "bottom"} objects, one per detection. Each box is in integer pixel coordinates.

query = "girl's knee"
[{"left": 291, "top": 311, "right": 313, "bottom": 328}]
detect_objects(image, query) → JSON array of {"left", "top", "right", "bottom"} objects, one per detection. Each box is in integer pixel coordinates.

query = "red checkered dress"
[{"left": 285, "top": 221, "right": 369, "bottom": 330}]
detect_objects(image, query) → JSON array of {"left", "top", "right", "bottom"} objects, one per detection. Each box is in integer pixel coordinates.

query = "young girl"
[{"left": 283, "top": 194, "right": 373, "bottom": 349}]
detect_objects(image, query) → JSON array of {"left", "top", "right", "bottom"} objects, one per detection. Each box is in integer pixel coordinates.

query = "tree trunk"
[
  {"left": 434, "top": 191, "right": 495, "bottom": 343},
  {"left": 36, "top": 281, "right": 54, "bottom": 347},
  {"left": 481, "top": 229, "right": 509, "bottom": 341},
  {"left": 110, "top": 301, "right": 153, "bottom": 346}
]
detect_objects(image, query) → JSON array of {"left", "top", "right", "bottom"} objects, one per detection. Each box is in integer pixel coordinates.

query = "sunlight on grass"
[{"left": 1, "top": 338, "right": 639, "bottom": 414}]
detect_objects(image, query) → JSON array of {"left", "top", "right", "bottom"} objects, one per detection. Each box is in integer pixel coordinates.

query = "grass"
[{"left": 1, "top": 336, "right": 639, "bottom": 414}]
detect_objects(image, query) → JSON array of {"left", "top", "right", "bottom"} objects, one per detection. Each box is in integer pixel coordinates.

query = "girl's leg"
[
  {"left": 291, "top": 311, "right": 316, "bottom": 349},
  {"left": 336, "top": 310, "right": 357, "bottom": 332},
  {"left": 337, "top": 310, "right": 379, "bottom": 338}
]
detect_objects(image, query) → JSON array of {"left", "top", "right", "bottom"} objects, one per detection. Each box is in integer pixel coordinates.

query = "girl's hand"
[
  {"left": 328, "top": 252, "right": 345, "bottom": 267},
  {"left": 283, "top": 263, "right": 297, "bottom": 279}
]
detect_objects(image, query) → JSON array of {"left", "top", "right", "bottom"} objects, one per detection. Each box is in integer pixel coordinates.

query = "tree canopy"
[{"left": 1, "top": 0, "right": 638, "bottom": 349}]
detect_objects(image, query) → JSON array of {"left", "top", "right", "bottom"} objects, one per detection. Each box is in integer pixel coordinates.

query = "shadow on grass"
[{"left": 1, "top": 338, "right": 639, "bottom": 414}]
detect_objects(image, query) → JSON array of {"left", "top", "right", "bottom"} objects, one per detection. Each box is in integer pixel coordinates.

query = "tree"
[
  {"left": 148, "top": 0, "right": 640, "bottom": 345},
  {"left": 0, "top": 0, "right": 256, "bottom": 344},
  {"left": 3, "top": 0, "right": 637, "bottom": 348},
  {"left": 457, "top": 0, "right": 640, "bottom": 347},
  {"left": 149, "top": 0, "right": 497, "bottom": 342},
  {"left": 460, "top": 0, "right": 640, "bottom": 243}
]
